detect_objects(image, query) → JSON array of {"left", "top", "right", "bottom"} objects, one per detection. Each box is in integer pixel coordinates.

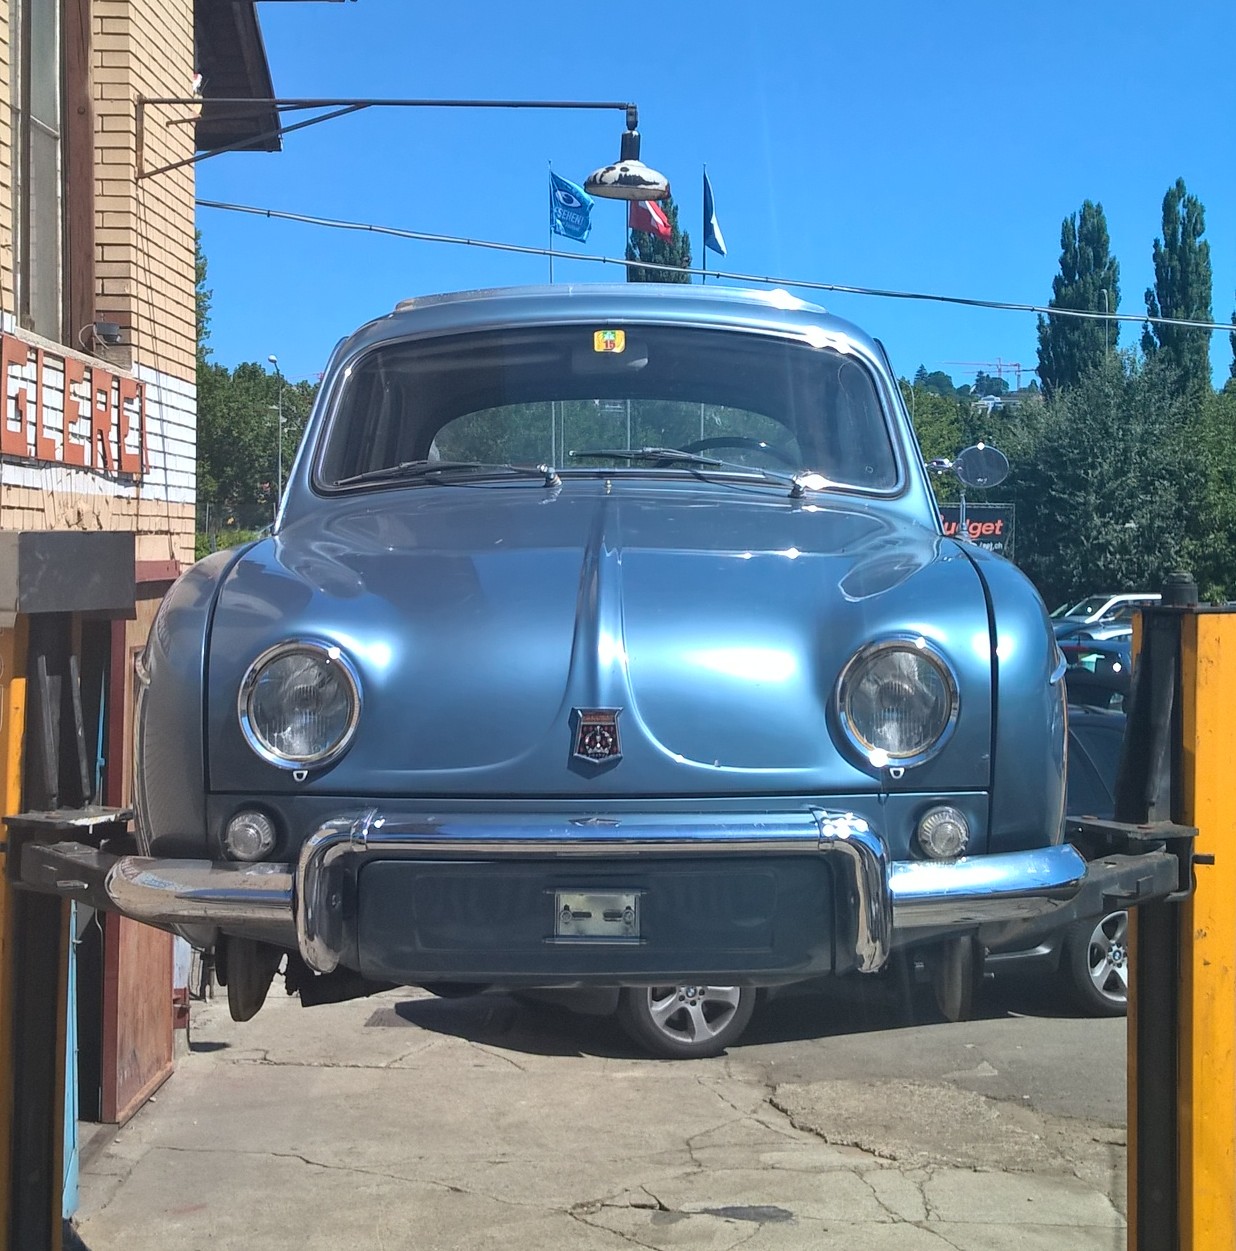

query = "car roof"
[{"left": 328, "top": 284, "right": 888, "bottom": 368}]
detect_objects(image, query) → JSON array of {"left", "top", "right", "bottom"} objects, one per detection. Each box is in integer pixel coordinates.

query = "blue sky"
[{"left": 197, "top": 1, "right": 1236, "bottom": 390}]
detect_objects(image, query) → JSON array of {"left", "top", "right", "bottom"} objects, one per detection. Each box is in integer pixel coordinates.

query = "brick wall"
[
  {"left": 0, "top": 1, "right": 197, "bottom": 566},
  {"left": 94, "top": 0, "right": 197, "bottom": 386},
  {"left": 0, "top": 5, "right": 11, "bottom": 315}
]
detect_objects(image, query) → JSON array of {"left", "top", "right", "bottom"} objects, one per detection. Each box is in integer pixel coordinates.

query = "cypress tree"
[
  {"left": 626, "top": 195, "right": 692, "bottom": 283},
  {"left": 1143, "top": 178, "right": 1212, "bottom": 389},
  {"left": 1035, "top": 200, "right": 1120, "bottom": 393}
]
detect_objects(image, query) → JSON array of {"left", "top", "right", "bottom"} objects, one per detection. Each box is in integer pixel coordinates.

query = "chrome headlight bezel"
[
  {"left": 834, "top": 635, "right": 960, "bottom": 769},
  {"left": 237, "top": 640, "right": 362, "bottom": 770}
]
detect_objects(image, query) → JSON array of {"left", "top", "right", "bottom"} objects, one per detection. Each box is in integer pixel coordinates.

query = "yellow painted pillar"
[
  {"left": 0, "top": 622, "right": 29, "bottom": 1247},
  {"left": 1178, "top": 610, "right": 1236, "bottom": 1249}
]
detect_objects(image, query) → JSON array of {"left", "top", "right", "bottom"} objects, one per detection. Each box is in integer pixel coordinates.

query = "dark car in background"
[
  {"left": 1059, "top": 638, "right": 1132, "bottom": 711},
  {"left": 986, "top": 706, "right": 1129, "bottom": 1015}
]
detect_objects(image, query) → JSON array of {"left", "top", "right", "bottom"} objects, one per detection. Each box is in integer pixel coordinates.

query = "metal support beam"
[
  {"left": 135, "top": 95, "right": 639, "bottom": 179},
  {"left": 1125, "top": 593, "right": 1236, "bottom": 1251}
]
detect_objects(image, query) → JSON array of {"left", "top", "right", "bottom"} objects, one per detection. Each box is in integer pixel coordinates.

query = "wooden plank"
[
  {"left": 101, "top": 601, "right": 175, "bottom": 1125},
  {"left": 100, "top": 915, "right": 173, "bottom": 1126},
  {"left": 0, "top": 622, "right": 29, "bottom": 1240}
]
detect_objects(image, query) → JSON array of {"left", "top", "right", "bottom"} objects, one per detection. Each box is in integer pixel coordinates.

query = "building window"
[{"left": 14, "top": 0, "right": 65, "bottom": 341}]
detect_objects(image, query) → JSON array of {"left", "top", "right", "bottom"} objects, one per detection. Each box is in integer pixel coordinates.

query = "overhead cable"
[{"left": 196, "top": 199, "right": 1236, "bottom": 335}]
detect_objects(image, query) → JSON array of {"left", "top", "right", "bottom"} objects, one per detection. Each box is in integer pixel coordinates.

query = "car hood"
[{"left": 206, "top": 482, "right": 994, "bottom": 797}]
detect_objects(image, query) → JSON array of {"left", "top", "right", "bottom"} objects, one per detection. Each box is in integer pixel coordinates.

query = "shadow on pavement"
[{"left": 372, "top": 966, "right": 1095, "bottom": 1059}]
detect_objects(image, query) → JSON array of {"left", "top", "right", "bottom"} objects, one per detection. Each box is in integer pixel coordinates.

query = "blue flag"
[
  {"left": 550, "top": 171, "right": 594, "bottom": 242},
  {"left": 703, "top": 169, "right": 727, "bottom": 257}
]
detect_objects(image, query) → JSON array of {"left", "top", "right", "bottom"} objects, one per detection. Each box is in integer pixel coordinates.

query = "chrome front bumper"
[{"left": 84, "top": 807, "right": 1142, "bottom": 979}]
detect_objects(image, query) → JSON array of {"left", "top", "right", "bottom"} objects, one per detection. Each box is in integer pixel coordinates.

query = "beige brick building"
[
  {"left": 1, "top": 0, "right": 275, "bottom": 564},
  {"left": 0, "top": 4, "right": 276, "bottom": 1238}
]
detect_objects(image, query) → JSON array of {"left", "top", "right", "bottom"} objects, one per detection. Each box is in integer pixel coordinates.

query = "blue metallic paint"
[{"left": 129, "top": 285, "right": 1073, "bottom": 989}]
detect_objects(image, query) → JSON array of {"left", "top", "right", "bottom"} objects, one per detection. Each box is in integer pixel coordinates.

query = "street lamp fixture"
[
  {"left": 137, "top": 97, "right": 671, "bottom": 199},
  {"left": 584, "top": 106, "right": 670, "bottom": 201}
]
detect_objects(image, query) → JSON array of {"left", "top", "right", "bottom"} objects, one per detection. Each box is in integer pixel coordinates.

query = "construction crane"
[{"left": 942, "top": 359, "right": 1037, "bottom": 390}]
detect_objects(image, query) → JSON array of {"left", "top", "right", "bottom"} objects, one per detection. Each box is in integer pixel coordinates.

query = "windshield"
[
  {"left": 317, "top": 323, "right": 900, "bottom": 491},
  {"left": 1055, "top": 595, "right": 1110, "bottom": 619}
]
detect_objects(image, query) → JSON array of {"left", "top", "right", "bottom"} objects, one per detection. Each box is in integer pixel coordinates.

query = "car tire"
[
  {"left": 615, "top": 985, "right": 756, "bottom": 1059},
  {"left": 1065, "top": 910, "right": 1129, "bottom": 1017}
]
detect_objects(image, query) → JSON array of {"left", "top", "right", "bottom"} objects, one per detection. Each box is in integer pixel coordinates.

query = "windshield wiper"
[
  {"left": 568, "top": 446, "right": 835, "bottom": 498},
  {"left": 569, "top": 446, "right": 725, "bottom": 467},
  {"left": 336, "top": 460, "right": 561, "bottom": 488}
]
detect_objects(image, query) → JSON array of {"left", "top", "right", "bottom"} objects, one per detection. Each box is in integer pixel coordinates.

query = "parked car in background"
[
  {"left": 19, "top": 285, "right": 1179, "bottom": 1060},
  {"left": 1060, "top": 638, "right": 1133, "bottom": 711},
  {"left": 1052, "top": 592, "right": 1159, "bottom": 642}
]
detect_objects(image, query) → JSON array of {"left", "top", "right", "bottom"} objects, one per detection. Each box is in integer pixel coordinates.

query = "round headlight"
[
  {"left": 836, "top": 638, "right": 958, "bottom": 766},
  {"left": 239, "top": 641, "right": 361, "bottom": 769}
]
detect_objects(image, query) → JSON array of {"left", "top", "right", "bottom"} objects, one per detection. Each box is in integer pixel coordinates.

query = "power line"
[{"left": 196, "top": 199, "right": 1236, "bottom": 336}]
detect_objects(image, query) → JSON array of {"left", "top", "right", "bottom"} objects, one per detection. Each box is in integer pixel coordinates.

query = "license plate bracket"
[{"left": 554, "top": 890, "right": 640, "bottom": 941}]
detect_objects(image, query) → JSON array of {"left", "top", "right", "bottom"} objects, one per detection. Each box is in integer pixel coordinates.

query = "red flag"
[{"left": 628, "top": 199, "right": 671, "bottom": 239}]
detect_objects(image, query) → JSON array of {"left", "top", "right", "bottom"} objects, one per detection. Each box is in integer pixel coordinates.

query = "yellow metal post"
[
  {"left": 0, "top": 622, "right": 29, "bottom": 1246},
  {"left": 1178, "top": 610, "right": 1236, "bottom": 1249}
]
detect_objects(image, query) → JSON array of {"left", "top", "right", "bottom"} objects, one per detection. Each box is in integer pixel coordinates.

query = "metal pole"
[
  {"left": 1122, "top": 581, "right": 1236, "bottom": 1251},
  {"left": 268, "top": 356, "right": 283, "bottom": 519}
]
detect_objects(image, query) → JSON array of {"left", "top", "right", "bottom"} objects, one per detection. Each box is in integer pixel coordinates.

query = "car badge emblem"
[{"left": 572, "top": 708, "right": 622, "bottom": 763}]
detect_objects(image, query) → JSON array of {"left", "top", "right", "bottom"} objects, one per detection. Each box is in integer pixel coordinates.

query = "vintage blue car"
[{"left": 70, "top": 284, "right": 1176, "bottom": 1056}]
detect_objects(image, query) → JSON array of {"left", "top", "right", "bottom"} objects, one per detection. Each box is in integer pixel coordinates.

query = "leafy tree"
[
  {"left": 1185, "top": 385, "right": 1236, "bottom": 598},
  {"left": 195, "top": 231, "right": 211, "bottom": 367},
  {"left": 1035, "top": 200, "right": 1120, "bottom": 394},
  {"left": 625, "top": 195, "right": 691, "bottom": 283},
  {"left": 1000, "top": 353, "right": 1192, "bottom": 607},
  {"left": 899, "top": 380, "right": 966, "bottom": 502},
  {"left": 919, "top": 370, "right": 957, "bottom": 397},
  {"left": 1143, "top": 178, "right": 1212, "bottom": 390},
  {"left": 195, "top": 242, "right": 319, "bottom": 540},
  {"left": 973, "top": 372, "right": 1010, "bottom": 397}
]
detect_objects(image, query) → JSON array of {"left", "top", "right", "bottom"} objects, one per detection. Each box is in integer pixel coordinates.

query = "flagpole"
[
  {"left": 547, "top": 160, "right": 554, "bottom": 283},
  {"left": 702, "top": 164, "right": 707, "bottom": 286}
]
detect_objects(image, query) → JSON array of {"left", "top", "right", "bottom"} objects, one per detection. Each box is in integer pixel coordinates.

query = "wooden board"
[{"left": 100, "top": 914, "right": 173, "bottom": 1126}]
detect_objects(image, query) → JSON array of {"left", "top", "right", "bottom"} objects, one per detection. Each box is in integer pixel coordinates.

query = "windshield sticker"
[{"left": 594, "top": 329, "right": 626, "bottom": 354}]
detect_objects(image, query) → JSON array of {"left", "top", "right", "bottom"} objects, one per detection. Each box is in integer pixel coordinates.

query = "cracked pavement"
[{"left": 75, "top": 977, "right": 1129, "bottom": 1250}]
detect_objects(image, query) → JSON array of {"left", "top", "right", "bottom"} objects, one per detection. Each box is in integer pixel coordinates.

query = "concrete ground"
[{"left": 74, "top": 977, "right": 1128, "bottom": 1251}]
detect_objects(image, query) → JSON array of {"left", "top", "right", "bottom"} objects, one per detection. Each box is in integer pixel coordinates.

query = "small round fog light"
[
  {"left": 224, "top": 810, "right": 278, "bottom": 862},
  {"left": 916, "top": 806, "right": 970, "bottom": 860}
]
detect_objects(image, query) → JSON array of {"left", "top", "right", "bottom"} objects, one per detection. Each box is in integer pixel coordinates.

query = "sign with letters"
[
  {"left": 0, "top": 332, "right": 147, "bottom": 477},
  {"left": 939, "top": 503, "right": 1015, "bottom": 559}
]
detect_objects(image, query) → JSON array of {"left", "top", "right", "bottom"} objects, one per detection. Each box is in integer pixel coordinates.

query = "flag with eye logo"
[{"left": 549, "top": 171, "right": 594, "bottom": 242}]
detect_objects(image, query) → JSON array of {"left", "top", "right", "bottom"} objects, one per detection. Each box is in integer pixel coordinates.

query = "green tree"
[
  {"left": 1143, "top": 178, "right": 1213, "bottom": 390},
  {"left": 1000, "top": 353, "right": 1192, "bottom": 607},
  {"left": 625, "top": 195, "right": 691, "bottom": 283},
  {"left": 899, "top": 380, "right": 966, "bottom": 502},
  {"left": 195, "top": 231, "right": 211, "bottom": 367},
  {"left": 973, "top": 371, "right": 1010, "bottom": 397},
  {"left": 195, "top": 241, "right": 320, "bottom": 540},
  {"left": 1035, "top": 200, "right": 1120, "bottom": 393},
  {"left": 919, "top": 370, "right": 957, "bottom": 397}
]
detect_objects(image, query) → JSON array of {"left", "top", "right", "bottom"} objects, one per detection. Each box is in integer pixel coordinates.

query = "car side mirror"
[{"left": 952, "top": 443, "right": 1009, "bottom": 490}]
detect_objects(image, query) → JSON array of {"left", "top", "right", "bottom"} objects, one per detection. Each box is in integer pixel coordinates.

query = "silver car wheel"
[
  {"left": 1086, "top": 911, "right": 1130, "bottom": 1002},
  {"left": 647, "top": 985, "right": 741, "bottom": 1043},
  {"left": 1066, "top": 909, "right": 1129, "bottom": 1016},
  {"left": 616, "top": 984, "right": 757, "bottom": 1058}
]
